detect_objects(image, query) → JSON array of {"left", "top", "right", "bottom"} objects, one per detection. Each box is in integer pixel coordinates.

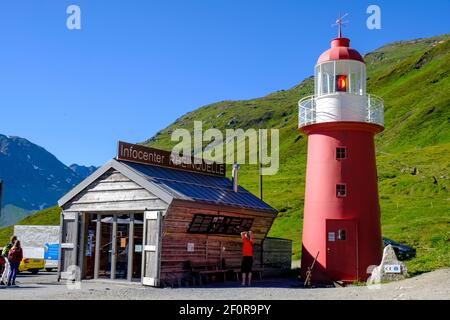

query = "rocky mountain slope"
[
  {"left": 0, "top": 135, "right": 84, "bottom": 226},
  {"left": 69, "top": 164, "right": 97, "bottom": 179}
]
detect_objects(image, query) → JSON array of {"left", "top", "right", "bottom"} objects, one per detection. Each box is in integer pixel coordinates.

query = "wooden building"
[{"left": 57, "top": 142, "right": 291, "bottom": 287}]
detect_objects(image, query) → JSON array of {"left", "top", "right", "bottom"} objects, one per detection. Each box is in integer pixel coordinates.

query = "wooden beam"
[
  {"left": 141, "top": 212, "right": 147, "bottom": 285},
  {"left": 94, "top": 213, "right": 101, "bottom": 279},
  {"left": 64, "top": 199, "right": 168, "bottom": 213},
  {"left": 171, "top": 199, "right": 277, "bottom": 217},
  {"left": 155, "top": 211, "right": 162, "bottom": 286},
  {"left": 57, "top": 210, "right": 64, "bottom": 281},
  {"left": 127, "top": 213, "right": 135, "bottom": 281},
  {"left": 111, "top": 214, "right": 118, "bottom": 279},
  {"left": 73, "top": 213, "right": 79, "bottom": 268},
  {"left": 77, "top": 213, "right": 86, "bottom": 279}
]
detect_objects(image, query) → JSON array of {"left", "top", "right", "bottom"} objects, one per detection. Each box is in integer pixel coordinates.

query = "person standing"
[
  {"left": 7, "top": 240, "right": 23, "bottom": 287},
  {"left": 240, "top": 230, "right": 254, "bottom": 286},
  {"left": 1, "top": 236, "right": 17, "bottom": 257},
  {"left": 1, "top": 236, "right": 17, "bottom": 286}
]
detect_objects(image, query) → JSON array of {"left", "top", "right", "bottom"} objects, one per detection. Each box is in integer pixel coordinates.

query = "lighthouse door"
[{"left": 326, "top": 219, "right": 358, "bottom": 281}]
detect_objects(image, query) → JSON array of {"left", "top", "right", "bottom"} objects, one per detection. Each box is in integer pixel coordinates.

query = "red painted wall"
[{"left": 300, "top": 122, "right": 383, "bottom": 282}]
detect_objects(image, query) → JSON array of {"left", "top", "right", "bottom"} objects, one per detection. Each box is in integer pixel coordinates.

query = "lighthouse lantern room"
[{"left": 299, "top": 21, "right": 384, "bottom": 282}]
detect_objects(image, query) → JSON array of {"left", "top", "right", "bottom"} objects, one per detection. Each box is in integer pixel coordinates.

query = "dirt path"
[{"left": 0, "top": 269, "right": 449, "bottom": 300}]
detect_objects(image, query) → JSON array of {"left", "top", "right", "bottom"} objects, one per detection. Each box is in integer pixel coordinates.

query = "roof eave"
[
  {"left": 172, "top": 198, "right": 278, "bottom": 215},
  {"left": 58, "top": 159, "right": 174, "bottom": 208}
]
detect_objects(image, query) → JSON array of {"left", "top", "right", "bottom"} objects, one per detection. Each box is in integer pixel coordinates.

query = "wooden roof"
[{"left": 58, "top": 159, "right": 277, "bottom": 214}]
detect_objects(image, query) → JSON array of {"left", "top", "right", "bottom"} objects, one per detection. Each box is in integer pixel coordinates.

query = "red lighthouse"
[{"left": 299, "top": 28, "right": 384, "bottom": 282}]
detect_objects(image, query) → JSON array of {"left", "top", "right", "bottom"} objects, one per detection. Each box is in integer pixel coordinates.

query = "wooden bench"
[
  {"left": 187, "top": 260, "right": 229, "bottom": 284},
  {"left": 184, "top": 260, "right": 266, "bottom": 285}
]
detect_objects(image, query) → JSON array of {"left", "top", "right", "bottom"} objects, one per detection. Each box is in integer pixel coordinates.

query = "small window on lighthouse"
[
  {"left": 338, "top": 229, "right": 347, "bottom": 240},
  {"left": 336, "top": 147, "right": 347, "bottom": 160},
  {"left": 336, "top": 75, "right": 347, "bottom": 92},
  {"left": 336, "top": 184, "right": 347, "bottom": 197}
]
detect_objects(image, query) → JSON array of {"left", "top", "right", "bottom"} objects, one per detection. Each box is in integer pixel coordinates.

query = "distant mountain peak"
[
  {"left": 0, "top": 134, "right": 86, "bottom": 226},
  {"left": 69, "top": 164, "right": 98, "bottom": 179}
]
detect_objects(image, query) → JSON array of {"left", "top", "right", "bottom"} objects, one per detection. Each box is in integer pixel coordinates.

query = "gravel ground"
[{"left": 0, "top": 269, "right": 449, "bottom": 300}]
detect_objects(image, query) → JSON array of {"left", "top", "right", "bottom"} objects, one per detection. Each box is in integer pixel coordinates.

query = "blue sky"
[{"left": 0, "top": 0, "right": 448, "bottom": 166}]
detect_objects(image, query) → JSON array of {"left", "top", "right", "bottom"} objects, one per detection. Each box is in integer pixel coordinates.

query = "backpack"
[
  {"left": 1, "top": 244, "right": 12, "bottom": 257},
  {"left": 8, "top": 248, "right": 22, "bottom": 263}
]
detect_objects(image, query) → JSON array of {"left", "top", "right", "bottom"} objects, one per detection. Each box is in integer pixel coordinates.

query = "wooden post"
[
  {"left": 205, "top": 236, "right": 209, "bottom": 262},
  {"left": 219, "top": 241, "right": 223, "bottom": 268},
  {"left": 77, "top": 213, "right": 86, "bottom": 279},
  {"left": 141, "top": 212, "right": 147, "bottom": 284},
  {"left": 111, "top": 214, "right": 118, "bottom": 280},
  {"left": 260, "top": 238, "right": 265, "bottom": 269},
  {"left": 127, "top": 213, "right": 135, "bottom": 281},
  {"left": 58, "top": 212, "right": 79, "bottom": 280},
  {"left": 73, "top": 213, "right": 79, "bottom": 267},
  {"left": 142, "top": 211, "right": 162, "bottom": 286},
  {"left": 57, "top": 210, "right": 65, "bottom": 281},
  {"left": 94, "top": 214, "right": 101, "bottom": 279}
]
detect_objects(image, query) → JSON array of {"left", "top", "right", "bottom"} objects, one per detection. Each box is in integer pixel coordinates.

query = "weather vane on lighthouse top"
[{"left": 332, "top": 12, "right": 349, "bottom": 38}]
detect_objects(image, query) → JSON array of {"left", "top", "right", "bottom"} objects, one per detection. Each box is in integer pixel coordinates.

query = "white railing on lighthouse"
[{"left": 298, "top": 94, "right": 384, "bottom": 128}]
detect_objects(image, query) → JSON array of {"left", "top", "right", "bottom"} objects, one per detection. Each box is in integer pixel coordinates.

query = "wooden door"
[
  {"left": 326, "top": 219, "right": 358, "bottom": 281},
  {"left": 58, "top": 211, "right": 79, "bottom": 280},
  {"left": 141, "top": 211, "right": 162, "bottom": 287}
]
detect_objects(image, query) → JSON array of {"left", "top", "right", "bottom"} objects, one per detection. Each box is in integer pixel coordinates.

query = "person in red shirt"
[
  {"left": 240, "top": 230, "right": 254, "bottom": 286},
  {"left": 7, "top": 240, "right": 23, "bottom": 287}
]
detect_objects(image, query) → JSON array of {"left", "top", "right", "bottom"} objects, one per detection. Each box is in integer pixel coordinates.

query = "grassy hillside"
[
  {"left": 142, "top": 34, "right": 450, "bottom": 275},
  {"left": 0, "top": 206, "right": 60, "bottom": 245},
  {"left": 0, "top": 205, "right": 30, "bottom": 227},
  {"left": 1, "top": 34, "right": 448, "bottom": 275}
]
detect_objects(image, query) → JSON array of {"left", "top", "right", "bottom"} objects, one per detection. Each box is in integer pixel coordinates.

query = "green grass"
[
  {"left": 1, "top": 34, "right": 448, "bottom": 275},
  {"left": 0, "top": 206, "right": 60, "bottom": 245}
]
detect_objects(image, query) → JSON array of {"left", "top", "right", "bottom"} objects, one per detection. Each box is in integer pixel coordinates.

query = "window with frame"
[
  {"left": 188, "top": 214, "right": 254, "bottom": 235},
  {"left": 336, "top": 184, "right": 347, "bottom": 197},
  {"left": 187, "top": 215, "right": 213, "bottom": 233},
  {"left": 336, "top": 147, "right": 347, "bottom": 160},
  {"left": 337, "top": 229, "right": 347, "bottom": 240}
]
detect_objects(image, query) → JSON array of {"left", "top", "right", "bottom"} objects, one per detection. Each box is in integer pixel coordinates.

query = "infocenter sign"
[{"left": 117, "top": 141, "right": 226, "bottom": 177}]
